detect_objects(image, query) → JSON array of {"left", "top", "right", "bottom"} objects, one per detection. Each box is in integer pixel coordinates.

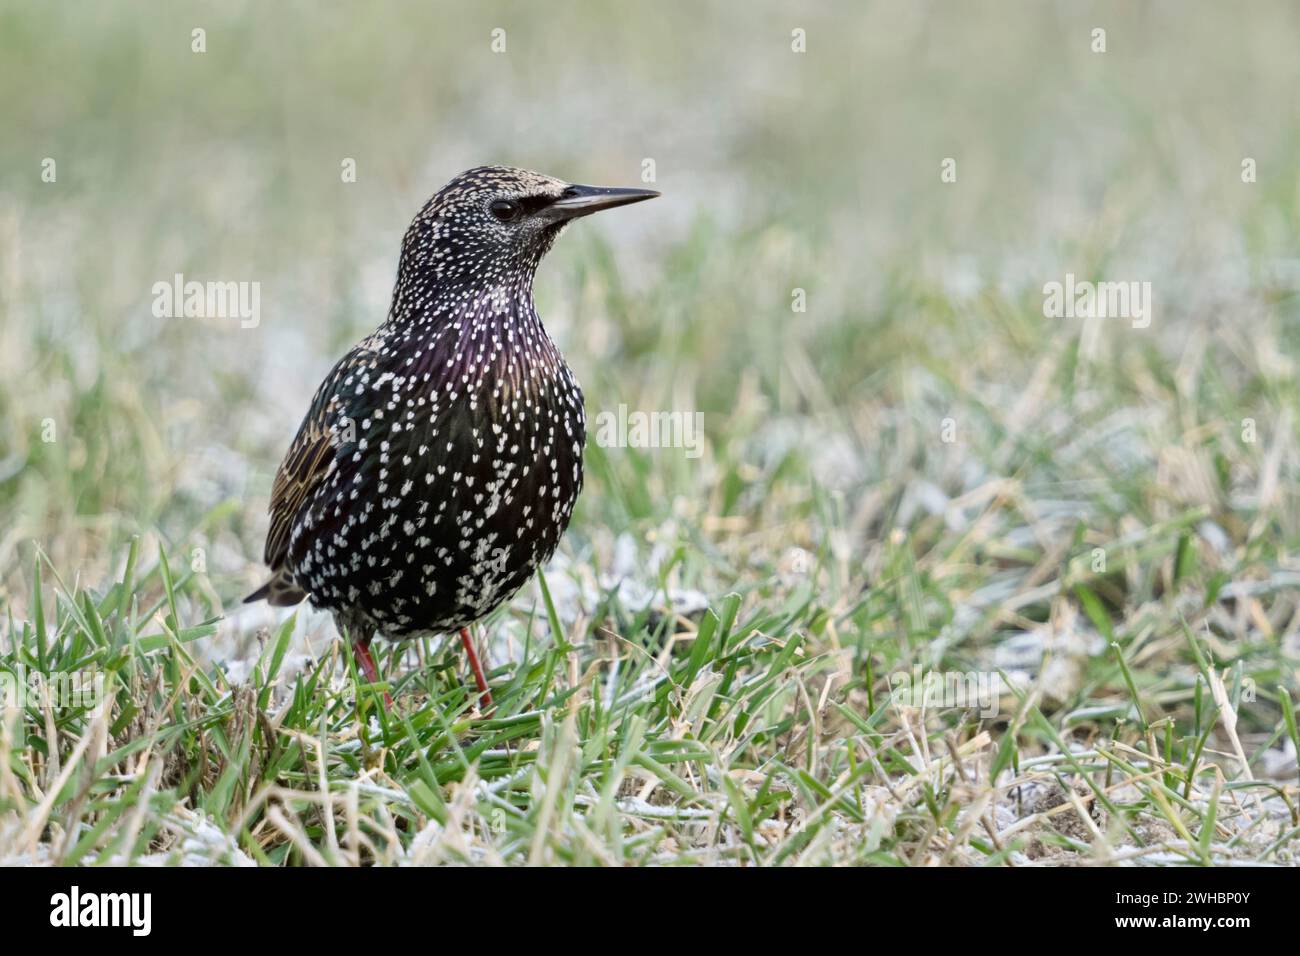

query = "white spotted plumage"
[{"left": 251, "top": 167, "right": 589, "bottom": 637}]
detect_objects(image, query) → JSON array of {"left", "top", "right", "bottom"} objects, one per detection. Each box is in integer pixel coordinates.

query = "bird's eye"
[{"left": 489, "top": 199, "right": 522, "bottom": 223}]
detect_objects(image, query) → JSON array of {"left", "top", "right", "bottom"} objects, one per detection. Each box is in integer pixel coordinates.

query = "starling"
[{"left": 246, "top": 166, "right": 658, "bottom": 705}]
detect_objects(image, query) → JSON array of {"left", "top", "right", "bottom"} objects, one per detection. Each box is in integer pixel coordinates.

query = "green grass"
[
  {"left": 3, "top": 481, "right": 1297, "bottom": 865},
  {"left": 3, "top": 1, "right": 1300, "bottom": 865}
]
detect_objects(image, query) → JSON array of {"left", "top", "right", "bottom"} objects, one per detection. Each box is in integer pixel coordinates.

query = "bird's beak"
[{"left": 537, "top": 183, "right": 660, "bottom": 222}]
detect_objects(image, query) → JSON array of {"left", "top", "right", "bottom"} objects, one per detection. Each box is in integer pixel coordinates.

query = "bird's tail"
[{"left": 243, "top": 571, "right": 307, "bottom": 607}]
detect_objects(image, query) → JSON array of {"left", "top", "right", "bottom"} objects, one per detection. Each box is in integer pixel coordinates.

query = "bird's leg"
[
  {"left": 459, "top": 627, "right": 493, "bottom": 710},
  {"left": 341, "top": 615, "right": 392, "bottom": 708},
  {"left": 354, "top": 637, "right": 394, "bottom": 709}
]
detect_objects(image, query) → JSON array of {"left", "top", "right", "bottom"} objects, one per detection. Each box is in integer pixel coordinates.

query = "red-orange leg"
[
  {"left": 459, "top": 627, "right": 493, "bottom": 710},
  {"left": 353, "top": 636, "right": 393, "bottom": 708}
]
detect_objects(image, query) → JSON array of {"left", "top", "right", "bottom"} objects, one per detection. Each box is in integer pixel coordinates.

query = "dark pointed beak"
[{"left": 537, "top": 183, "right": 660, "bottom": 222}]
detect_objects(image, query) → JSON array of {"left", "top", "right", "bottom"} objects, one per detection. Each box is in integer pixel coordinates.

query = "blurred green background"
[{"left": 2, "top": 0, "right": 1299, "bottom": 661}]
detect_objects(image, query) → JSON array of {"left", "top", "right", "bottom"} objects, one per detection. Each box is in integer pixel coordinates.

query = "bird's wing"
[
  {"left": 262, "top": 340, "right": 380, "bottom": 571},
  {"left": 263, "top": 397, "right": 340, "bottom": 570}
]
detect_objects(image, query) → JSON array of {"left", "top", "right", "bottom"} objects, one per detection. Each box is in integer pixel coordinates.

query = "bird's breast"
[{"left": 292, "top": 309, "right": 586, "bottom": 633}]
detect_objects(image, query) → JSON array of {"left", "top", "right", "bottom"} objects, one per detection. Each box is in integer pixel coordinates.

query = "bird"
[{"left": 245, "top": 165, "right": 659, "bottom": 707}]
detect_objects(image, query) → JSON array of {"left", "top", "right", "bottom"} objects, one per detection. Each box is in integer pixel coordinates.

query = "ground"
[{"left": 1, "top": 2, "right": 1299, "bottom": 865}]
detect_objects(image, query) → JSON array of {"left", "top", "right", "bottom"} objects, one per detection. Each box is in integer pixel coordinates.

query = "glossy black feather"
[{"left": 249, "top": 166, "right": 596, "bottom": 637}]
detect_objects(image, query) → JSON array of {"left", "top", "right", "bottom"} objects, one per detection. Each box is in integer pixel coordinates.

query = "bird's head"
[{"left": 400, "top": 165, "right": 659, "bottom": 290}]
